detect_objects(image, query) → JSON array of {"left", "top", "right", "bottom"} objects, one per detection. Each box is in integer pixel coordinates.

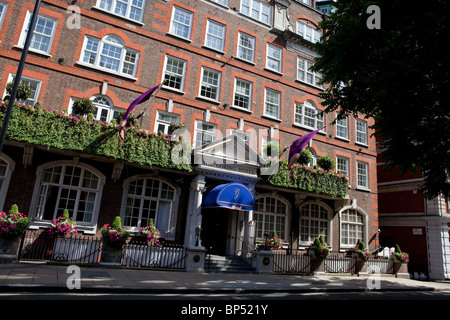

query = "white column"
[
  {"left": 426, "top": 216, "right": 450, "bottom": 280},
  {"left": 184, "top": 175, "right": 206, "bottom": 248},
  {"left": 242, "top": 183, "right": 256, "bottom": 259}
]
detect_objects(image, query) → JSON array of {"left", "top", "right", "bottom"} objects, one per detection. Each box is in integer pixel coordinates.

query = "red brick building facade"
[{"left": 0, "top": 0, "right": 379, "bottom": 265}]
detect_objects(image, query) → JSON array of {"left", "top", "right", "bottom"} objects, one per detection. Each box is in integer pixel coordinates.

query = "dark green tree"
[{"left": 312, "top": 0, "right": 449, "bottom": 199}]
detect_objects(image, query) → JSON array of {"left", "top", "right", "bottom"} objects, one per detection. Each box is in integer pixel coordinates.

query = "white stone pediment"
[{"left": 194, "top": 134, "right": 265, "bottom": 167}]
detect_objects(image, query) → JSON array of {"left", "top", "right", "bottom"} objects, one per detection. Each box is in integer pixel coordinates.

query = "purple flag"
[
  {"left": 122, "top": 84, "right": 161, "bottom": 122},
  {"left": 119, "top": 84, "right": 161, "bottom": 140},
  {"left": 288, "top": 128, "right": 323, "bottom": 169}
]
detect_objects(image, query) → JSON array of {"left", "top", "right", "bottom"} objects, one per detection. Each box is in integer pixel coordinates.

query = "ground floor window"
[
  {"left": 341, "top": 209, "right": 365, "bottom": 247},
  {"left": 0, "top": 153, "right": 15, "bottom": 211},
  {"left": 122, "top": 177, "right": 177, "bottom": 236},
  {"left": 33, "top": 162, "right": 105, "bottom": 225},
  {"left": 254, "top": 195, "right": 289, "bottom": 242},
  {"left": 299, "top": 202, "right": 330, "bottom": 246}
]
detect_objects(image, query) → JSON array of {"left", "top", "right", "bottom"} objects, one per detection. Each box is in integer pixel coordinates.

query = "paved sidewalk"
[{"left": 1, "top": 262, "right": 450, "bottom": 294}]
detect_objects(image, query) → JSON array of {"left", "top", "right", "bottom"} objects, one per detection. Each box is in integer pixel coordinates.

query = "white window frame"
[
  {"left": 154, "top": 111, "right": 180, "bottom": 134},
  {"left": 336, "top": 156, "right": 350, "bottom": 180},
  {"left": 162, "top": 55, "right": 187, "bottom": 93},
  {"left": 293, "top": 101, "right": 325, "bottom": 131},
  {"left": 357, "top": 161, "right": 369, "bottom": 190},
  {"left": 91, "top": 95, "right": 121, "bottom": 122},
  {"left": 356, "top": 119, "right": 368, "bottom": 145},
  {"left": 169, "top": 5, "right": 194, "bottom": 41},
  {"left": 232, "top": 78, "right": 253, "bottom": 112},
  {"left": 208, "top": 0, "right": 229, "bottom": 7},
  {"left": 4, "top": 74, "right": 42, "bottom": 106},
  {"left": 194, "top": 120, "right": 217, "bottom": 148},
  {"left": 297, "top": 56, "right": 323, "bottom": 88},
  {"left": 339, "top": 207, "right": 368, "bottom": 249},
  {"left": 0, "top": 153, "right": 15, "bottom": 212},
  {"left": 336, "top": 115, "right": 349, "bottom": 140},
  {"left": 78, "top": 35, "right": 139, "bottom": 79},
  {"left": 254, "top": 195, "right": 290, "bottom": 243},
  {"left": 198, "top": 67, "right": 221, "bottom": 102},
  {"left": 263, "top": 88, "right": 281, "bottom": 120},
  {"left": 237, "top": 32, "right": 256, "bottom": 63},
  {"left": 18, "top": 11, "right": 57, "bottom": 56},
  {"left": 298, "top": 201, "right": 331, "bottom": 247},
  {"left": 30, "top": 160, "right": 106, "bottom": 234},
  {"left": 240, "top": 0, "right": 271, "bottom": 25},
  {"left": 0, "top": 1, "right": 8, "bottom": 31},
  {"left": 266, "top": 43, "right": 282, "bottom": 73},
  {"left": 204, "top": 19, "right": 226, "bottom": 53},
  {"left": 296, "top": 20, "right": 322, "bottom": 44},
  {"left": 120, "top": 176, "right": 179, "bottom": 239},
  {"left": 95, "top": 0, "right": 146, "bottom": 23}
]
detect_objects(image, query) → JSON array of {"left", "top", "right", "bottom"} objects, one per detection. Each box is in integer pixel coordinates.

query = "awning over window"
[{"left": 202, "top": 183, "right": 255, "bottom": 211}]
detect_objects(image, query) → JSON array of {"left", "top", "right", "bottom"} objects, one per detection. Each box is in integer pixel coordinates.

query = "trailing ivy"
[
  {"left": 0, "top": 101, "right": 192, "bottom": 172},
  {"left": 262, "top": 160, "right": 349, "bottom": 199}
]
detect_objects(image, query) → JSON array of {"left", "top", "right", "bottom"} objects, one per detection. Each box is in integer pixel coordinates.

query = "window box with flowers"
[
  {"left": 100, "top": 216, "right": 130, "bottom": 265},
  {"left": 0, "top": 205, "right": 30, "bottom": 263}
]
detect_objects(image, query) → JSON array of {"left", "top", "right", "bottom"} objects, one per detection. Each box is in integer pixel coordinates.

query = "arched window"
[
  {"left": 340, "top": 208, "right": 367, "bottom": 248},
  {"left": 121, "top": 177, "right": 178, "bottom": 238},
  {"left": 299, "top": 202, "right": 331, "bottom": 246},
  {"left": 32, "top": 161, "right": 105, "bottom": 230},
  {"left": 294, "top": 100, "right": 325, "bottom": 130},
  {"left": 254, "top": 195, "right": 289, "bottom": 242},
  {"left": 0, "top": 153, "right": 15, "bottom": 211},
  {"left": 91, "top": 95, "right": 120, "bottom": 122},
  {"left": 81, "top": 34, "right": 139, "bottom": 78}
]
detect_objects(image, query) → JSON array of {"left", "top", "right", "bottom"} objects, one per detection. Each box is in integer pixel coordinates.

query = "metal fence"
[
  {"left": 18, "top": 229, "right": 186, "bottom": 270},
  {"left": 122, "top": 243, "right": 186, "bottom": 269},
  {"left": 273, "top": 252, "right": 397, "bottom": 275},
  {"left": 324, "top": 255, "right": 357, "bottom": 274},
  {"left": 367, "top": 257, "right": 394, "bottom": 274},
  {"left": 273, "top": 252, "right": 311, "bottom": 273}
]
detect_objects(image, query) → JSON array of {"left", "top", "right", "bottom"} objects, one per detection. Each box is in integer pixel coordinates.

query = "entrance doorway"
[{"left": 201, "top": 208, "right": 230, "bottom": 256}]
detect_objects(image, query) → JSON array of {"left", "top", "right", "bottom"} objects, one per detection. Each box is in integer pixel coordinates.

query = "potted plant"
[
  {"left": 307, "top": 235, "right": 330, "bottom": 260},
  {"left": 353, "top": 239, "right": 371, "bottom": 275},
  {"left": 317, "top": 154, "right": 336, "bottom": 171},
  {"left": 139, "top": 219, "right": 161, "bottom": 246},
  {"left": 392, "top": 244, "right": 410, "bottom": 277},
  {"left": 100, "top": 216, "right": 130, "bottom": 265},
  {"left": 0, "top": 204, "right": 30, "bottom": 263},
  {"left": 265, "top": 230, "right": 282, "bottom": 250},
  {"left": 49, "top": 210, "right": 78, "bottom": 238},
  {"left": 5, "top": 80, "right": 32, "bottom": 103},
  {"left": 392, "top": 244, "right": 409, "bottom": 263},
  {"left": 72, "top": 97, "right": 96, "bottom": 117},
  {"left": 354, "top": 239, "right": 372, "bottom": 262}
]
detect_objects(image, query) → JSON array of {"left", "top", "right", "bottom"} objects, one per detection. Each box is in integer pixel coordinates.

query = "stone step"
[{"left": 205, "top": 254, "right": 256, "bottom": 273}]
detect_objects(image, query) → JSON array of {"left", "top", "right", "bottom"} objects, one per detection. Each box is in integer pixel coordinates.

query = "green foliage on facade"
[
  {"left": 262, "top": 160, "right": 349, "bottom": 199},
  {"left": 0, "top": 101, "right": 192, "bottom": 172}
]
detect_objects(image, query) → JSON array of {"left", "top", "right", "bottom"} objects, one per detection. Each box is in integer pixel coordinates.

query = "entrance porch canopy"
[{"left": 202, "top": 182, "right": 255, "bottom": 211}]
